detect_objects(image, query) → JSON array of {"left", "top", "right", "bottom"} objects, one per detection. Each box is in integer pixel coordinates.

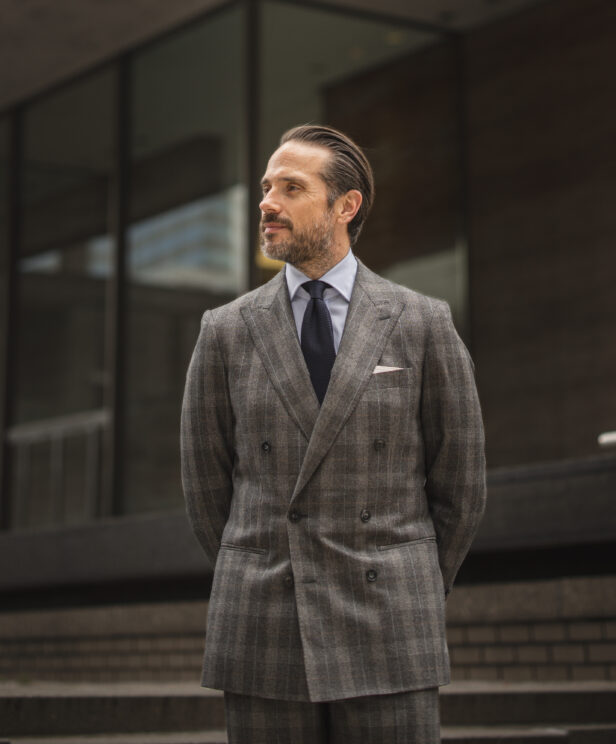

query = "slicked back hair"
[{"left": 279, "top": 124, "right": 375, "bottom": 246}]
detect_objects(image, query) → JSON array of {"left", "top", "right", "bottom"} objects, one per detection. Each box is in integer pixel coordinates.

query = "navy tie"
[{"left": 301, "top": 280, "right": 336, "bottom": 405}]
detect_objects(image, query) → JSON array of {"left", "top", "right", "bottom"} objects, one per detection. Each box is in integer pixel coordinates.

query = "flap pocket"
[{"left": 377, "top": 536, "right": 436, "bottom": 551}]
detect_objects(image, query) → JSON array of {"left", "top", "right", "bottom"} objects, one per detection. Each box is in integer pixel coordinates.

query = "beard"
[{"left": 260, "top": 211, "right": 335, "bottom": 268}]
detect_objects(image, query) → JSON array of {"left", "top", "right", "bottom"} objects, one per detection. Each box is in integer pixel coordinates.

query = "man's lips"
[{"left": 263, "top": 223, "right": 290, "bottom": 234}]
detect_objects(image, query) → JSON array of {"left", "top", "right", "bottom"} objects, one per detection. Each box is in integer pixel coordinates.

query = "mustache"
[{"left": 261, "top": 214, "right": 293, "bottom": 230}]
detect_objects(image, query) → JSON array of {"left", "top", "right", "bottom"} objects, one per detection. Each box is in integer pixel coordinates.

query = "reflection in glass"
[
  {"left": 128, "top": 186, "right": 246, "bottom": 293},
  {"left": 9, "top": 70, "right": 115, "bottom": 528},
  {"left": 124, "top": 6, "right": 246, "bottom": 513},
  {"left": 260, "top": 2, "right": 430, "bottom": 167}
]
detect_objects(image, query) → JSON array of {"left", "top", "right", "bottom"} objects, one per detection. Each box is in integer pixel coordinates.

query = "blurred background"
[{"left": 0, "top": 0, "right": 615, "bottom": 735}]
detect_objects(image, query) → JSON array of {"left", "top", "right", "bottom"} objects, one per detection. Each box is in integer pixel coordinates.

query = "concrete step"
[
  {"left": 440, "top": 681, "right": 616, "bottom": 727},
  {"left": 6, "top": 724, "right": 616, "bottom": 744},
  {"left": 566, "top": 724, "right": 616, "bottom": 744},
  {"left": 1, "top": 681, "right": 616, "bottom": 738},
  {"left": 443, "top": 727, "right": 567, "bottom": 743},
  {"left": 0, "top": 726, "right": 573, "bottom": 744},
  {"left": 0, "top": 683, "right": 224, "bottom": 737},
  {"left": 442, "top": 724, "right": 616, "bottom": 744},
  {"left": 9, "top": 734, "right": 228, "bottom": 744}
]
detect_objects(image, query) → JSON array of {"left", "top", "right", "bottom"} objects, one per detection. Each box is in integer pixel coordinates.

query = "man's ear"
[{"left": 336, "top": 190, "right": 362, "bottom": 225}]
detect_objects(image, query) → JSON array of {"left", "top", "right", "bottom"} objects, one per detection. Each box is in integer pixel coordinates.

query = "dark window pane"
[
  {"left": 0, "top": 117, "right": 8, "bottom": 505},
  {"left": 124, "top": 6, "right": 246, "bottom": 514},
  {"left": 9, "top": 70, "right": 115, "bottom": 529}
]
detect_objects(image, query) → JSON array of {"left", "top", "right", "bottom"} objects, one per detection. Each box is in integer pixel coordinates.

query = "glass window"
[
  {"left": 8, "top": 70, "right": 115, "bottom": 528},
  {"left": 124, "top": 6, "right": 247, "bottom": 513},
  {"left": 0, "top": 117, "right": 8, "bottom": 500},
  {"left": 258, "top": 3, "right": 466, "bottom": 332}
]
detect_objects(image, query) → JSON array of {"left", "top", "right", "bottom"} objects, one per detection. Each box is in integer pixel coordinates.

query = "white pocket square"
[{"left": 373, "top": 365, "right": 404, "bottom": 374}]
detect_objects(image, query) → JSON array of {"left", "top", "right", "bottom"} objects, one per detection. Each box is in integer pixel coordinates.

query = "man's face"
[{"left": 259, "top": 141, "right": 337, "bottom": 267}]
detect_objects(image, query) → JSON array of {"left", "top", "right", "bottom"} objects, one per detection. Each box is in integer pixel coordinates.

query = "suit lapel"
[
  {"left": 291, "top": 261, "right": 404, "bottom": 500},
  {"left": 240, "top": 272, "right": 319, "bottom": 441}
]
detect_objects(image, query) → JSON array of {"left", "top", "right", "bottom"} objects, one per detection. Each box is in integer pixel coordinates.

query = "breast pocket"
[
  {"left": 356, "top": 365, "right": 420, "bottom": 438},
  {"left": 365, "top": 366, "right": 414, "bottom": 391}
]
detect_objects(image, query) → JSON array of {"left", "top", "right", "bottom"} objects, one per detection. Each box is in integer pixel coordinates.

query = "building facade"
[{"left": 0, "top": 0, "right": 615, "bottom": 683}]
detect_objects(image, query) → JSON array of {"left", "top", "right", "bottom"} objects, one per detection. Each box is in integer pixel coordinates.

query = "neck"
[{"left": 294, "top": 242, "right": 350, "bottom": 280}]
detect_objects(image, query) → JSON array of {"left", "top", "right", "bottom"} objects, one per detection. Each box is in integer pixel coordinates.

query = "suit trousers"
[{"left": 224, "top": 687, "right": 440, "bottom": 744}]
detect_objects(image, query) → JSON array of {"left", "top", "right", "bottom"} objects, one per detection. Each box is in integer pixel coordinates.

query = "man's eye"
[{"left": 287, "top": 184, "right": 299, "bottom": 192}]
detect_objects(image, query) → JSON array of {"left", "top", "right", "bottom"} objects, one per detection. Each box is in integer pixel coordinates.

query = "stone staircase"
[
  {"left": 3, "top": 577, "right": 616, "bottom": 686},
  {"left": 1, "top": 680, "right": 616, "bottom": 743}
]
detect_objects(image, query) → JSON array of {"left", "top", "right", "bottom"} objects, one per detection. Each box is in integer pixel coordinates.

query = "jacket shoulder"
[
  {"left": 355, "top": 260, "right": 448, "bottom": 319},
  {"left": 203, "top": 271, "right": 284, "bottom": 327}
]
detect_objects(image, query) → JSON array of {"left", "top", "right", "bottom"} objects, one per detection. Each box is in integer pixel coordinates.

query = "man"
[{"left": 181, "top": 124, "right": 486, "bottom": 743}]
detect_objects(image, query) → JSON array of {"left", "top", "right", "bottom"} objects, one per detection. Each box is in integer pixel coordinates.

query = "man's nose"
[{"left": 259, "top": 190, "right": 281, "bottom": 214}]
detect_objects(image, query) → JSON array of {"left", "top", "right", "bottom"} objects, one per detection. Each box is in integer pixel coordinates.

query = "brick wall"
[
  {"left": 464, "top": 0, "right": 616, "bottom": 467},
  {"left": 447, "top": 575, "right": 616, "bottom": 682},
  {"left": 0, "top": 601, "right": 207, "bottom": 683},
  {"left": 449, "top": 618, "right": 616, "bottom": 682}
]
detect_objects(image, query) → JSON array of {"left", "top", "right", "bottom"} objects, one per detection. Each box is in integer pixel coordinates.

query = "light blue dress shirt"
[{"left": 285, "top": 249, "right": 358, "bottom": 354}]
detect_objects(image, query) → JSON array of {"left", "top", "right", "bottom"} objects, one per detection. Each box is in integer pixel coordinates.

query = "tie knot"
[{"left": 302, "top": 280, "right": 329, "bottom": 300}]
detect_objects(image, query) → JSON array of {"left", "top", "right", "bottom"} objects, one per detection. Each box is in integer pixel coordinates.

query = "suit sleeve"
[
  {"left": 421, "top": 300, "right": 487, "bottom": 596},
  {"left": 181, "top": 310, "right": 234, "bottom": 565}
]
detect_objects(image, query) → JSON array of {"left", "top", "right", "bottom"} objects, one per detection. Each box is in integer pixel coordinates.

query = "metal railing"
[{"left": 6, "top": 409, "right": 110, "bottom": 527}]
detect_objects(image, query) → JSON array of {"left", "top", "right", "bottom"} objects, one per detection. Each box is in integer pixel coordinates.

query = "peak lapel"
[
  {"left": 291, "top": 263, "right": 404, "bottom": 500},
  {"left": 240, "top": 272, "right": 319, "bottom": 441}
]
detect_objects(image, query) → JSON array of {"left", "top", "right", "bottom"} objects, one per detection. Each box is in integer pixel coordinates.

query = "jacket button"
[
  {"left": 284, "top": 574, "right": 294, "bottom": 587},
  {"left": 288, "top": 510, "right": 302, "bottom": 523},
  {"left": 261, "top": 441, "right": 271, "bottom": 452},
  {"left": 373, "top": 438, "right": 386, "bottom": 451},
  {"left": 360, "top": 509, "right": 371, "bottom": 522},
  {"left": 366, "top": 569, "right": 378, "bottom": 582}
]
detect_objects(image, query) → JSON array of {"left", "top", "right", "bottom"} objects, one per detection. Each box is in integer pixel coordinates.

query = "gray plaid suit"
[{"left": 181, "top": 259, "right": 486, "bottom": 704}]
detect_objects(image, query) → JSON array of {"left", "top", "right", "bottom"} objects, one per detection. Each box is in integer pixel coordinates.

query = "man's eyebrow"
[
  {"left": 260, "top": 175, "right": 308, "bottom": 187},
  {"left": 281, "top": 175, "right": 307, "bottom": 185}
]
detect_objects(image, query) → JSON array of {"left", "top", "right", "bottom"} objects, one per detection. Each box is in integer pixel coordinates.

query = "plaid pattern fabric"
[
  {"left": 224, "top": 693, "right": 326, "bottom": 744},
  {"left": 224, "top": 688, "right": 440, "bottom": 743},
  {"left": 181, "top": 260, "right": 486, "bottom": 703}
]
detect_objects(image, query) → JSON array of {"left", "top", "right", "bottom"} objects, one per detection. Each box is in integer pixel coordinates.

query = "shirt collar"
[{"left": 285, "top": 248, "right": 357, "bottom": 302}]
